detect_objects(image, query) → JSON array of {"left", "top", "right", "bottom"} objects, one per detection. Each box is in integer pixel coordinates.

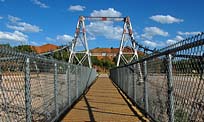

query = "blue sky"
[{"left": 0, "top": 0, "right": 203, "bottom": 50}]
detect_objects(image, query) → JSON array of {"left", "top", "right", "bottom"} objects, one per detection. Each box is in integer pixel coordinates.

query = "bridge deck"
[{"left": 62, "top": 74, "right": 148, "bottom": 122}]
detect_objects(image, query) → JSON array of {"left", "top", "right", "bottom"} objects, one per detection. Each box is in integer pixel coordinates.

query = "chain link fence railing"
[
  {"left": 0, "top": 47, "right": 97, "bottom": 122},
  {"left": 110, "top": 32, "right": 204, "bottom": 122}
]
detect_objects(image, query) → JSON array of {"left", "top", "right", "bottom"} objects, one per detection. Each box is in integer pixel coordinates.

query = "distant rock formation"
[{"left": 31, "top": 44, "right": 59, "bottom": 54}]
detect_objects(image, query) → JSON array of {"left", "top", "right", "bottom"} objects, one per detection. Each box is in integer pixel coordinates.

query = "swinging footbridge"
[{"left": 0, "top": 16, "right": 204, "bottom": 122}]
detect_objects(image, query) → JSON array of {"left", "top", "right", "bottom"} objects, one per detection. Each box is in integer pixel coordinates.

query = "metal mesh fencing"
[
  {"left": 110, "top": 32, "right": 204, "bottom": 122},
  {"left": 0, "top": 47, "right": 97, "bottom": 122},
  {"left": 146, "top": 56, "right": 168, "bottom": 122}
]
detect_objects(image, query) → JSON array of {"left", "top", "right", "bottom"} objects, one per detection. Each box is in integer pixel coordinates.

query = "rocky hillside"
[{"left": 31, "top": 44, "right": 59, "bottom": 54}]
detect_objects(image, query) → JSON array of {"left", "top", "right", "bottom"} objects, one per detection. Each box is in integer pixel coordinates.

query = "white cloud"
[
  {"left": 45, "top": 35, "right": 73, "bottom": 45},
  {"left": 174, "top": 35, "right": 184, "bottom": 41},
  {"left": 31, "top": 0, "right": 49, "bottom": 8},
  {"left": 134, "top": 32, "right": 140, "bottom": 39},
  {"left": 68, "top": 5, "right": 85, "bottom": 11},
  {"left": 166, "top": 35, "right": 184, "bottom": 45},
  {"left": 87, "top": 34, "right": 96, "bottom": 41},
  {"left": 150, "top": 15, "right": 184, "bottom": 24},
  {"left": 168, "top": 31, "right": 201, "bottom": 45},
  {"left": 144, "top": 40, "right": 161, "bottom": 47},
  {"left": 141, "top": 26, "right": 169, "bottom": 47},
  {"left": 8, "top": 15, "right": 21, "bottom": 22},
  {"left": 87, "top": 21, "right": 123, "bottom": 40},
  {"left": 177, "top": 31, "right": 201, "bottom": 36},
  {"left": 86, "top": 8, "right": 123, "bottom": 40},
  {"left": 7, "top": 15, "right": 42, "bottom": 33},
  {"left": 56, "top": 34, "right": 73, "bottom": 44},
  {"left": 7, "top": 22, "right": 42, "bottom": 33},
  {"left": 0, "top": 31, "right": 28, "bottom": 43},
  {"left": 142, "top": 27, "right": 168, "bottom": 39},
  {"left": 46, "top": 37, "right": 55, "bottom": 41},
  {"left": 166, "top": 39, "right": 177, "bottom": 45},
  {"left": 0, "top": 16, "right": 3, "bottom": 19},
  {"left": 91, "top": 8, "right": 121, "bottom": 17}
]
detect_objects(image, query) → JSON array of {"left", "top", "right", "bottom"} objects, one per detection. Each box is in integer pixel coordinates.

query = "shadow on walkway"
[{"left": 83, "top": 95, "right": 96, "bottom": 122}]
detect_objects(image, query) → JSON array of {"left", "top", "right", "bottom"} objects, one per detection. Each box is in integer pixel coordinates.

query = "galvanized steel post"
[
  {"left": 25, "top": 58, "right": 32, "bottom": 122},
  {"left": 143, "top": 61, "right": 149, "bottom": 112},
  {"left": 167, "top": 54, "right": 174, "bottom": 122},
  {"left": 54, "top": 63, "right": 59, "bottom": 116},
  {"left": 68, "top": 65, "right": 71, "bottom": 105}
]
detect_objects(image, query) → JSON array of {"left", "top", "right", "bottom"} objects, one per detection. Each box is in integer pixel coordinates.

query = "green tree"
[
  {"left": 53, "top": 49, "right": 69, "bottom": 61},
  {"left": 0, "top": 43, "right": 11, "bottom": 48},
  {"left": 14, "top": 45, "right": 35, "bottom": 52}
]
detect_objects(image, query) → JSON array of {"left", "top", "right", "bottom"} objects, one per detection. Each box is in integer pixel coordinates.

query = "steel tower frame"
[
  {"left": 116, "top": 16, "right": 139, "bottom": 66},
  {"left": 68, "top": 16, "right": 92, "bottom": 68},
  {"left": 69, "top": 16, "right": 140, "bottom": 68}
]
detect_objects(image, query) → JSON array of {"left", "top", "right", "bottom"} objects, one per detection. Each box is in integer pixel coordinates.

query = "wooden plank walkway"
[{"left": 62, "top": 74, "right": 148, "bottom": 122}]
